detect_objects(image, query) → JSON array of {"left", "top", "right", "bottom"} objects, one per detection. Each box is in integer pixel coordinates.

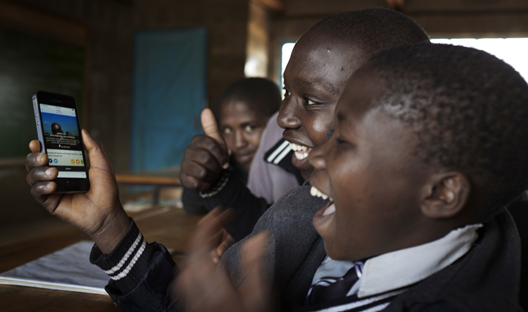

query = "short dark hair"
[
  {"left": 214, "top": 78, "right": 281, "bottom": 119},
  {"left": 368, "top": 43, "right": 528, "bottom": 219},
  {"left": 307, "top": 8, "right": 430, "bottom": 63}
]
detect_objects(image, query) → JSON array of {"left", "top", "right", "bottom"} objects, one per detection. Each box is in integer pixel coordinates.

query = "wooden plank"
[
  {"left": 0, "top": 207, "right": 200, "bottom": 311},
  {"left": 0, "top": 0, "right": 87, "bottom": 47},
  {"left": 386, "top": 0, "right": 404, "bottom": 10},
  {"left": 0, "top": 158, "right": 26, "bottom": 169},
  {"left": 255, "top": 0, "right": 285, "bottom": 12},
  {"left": 115, "top": 174, "right": 181, "bottom": 186}
]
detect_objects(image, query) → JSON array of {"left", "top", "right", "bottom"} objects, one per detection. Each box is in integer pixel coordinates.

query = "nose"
[
  {"left": 234, "top": 129, "right": 247, "bottom": 149},
  {"left": 309, "top": 140, "right": 328, "bottom": 170},
  {"left": 277, "top": 97, "right": 301, "bottom": 130}
]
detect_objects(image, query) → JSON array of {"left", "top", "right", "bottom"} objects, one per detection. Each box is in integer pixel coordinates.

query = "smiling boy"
[
  {"left": 213, "top": 43, "right": 527, "bottom": 312},
  {"left": 179, "top": 8, "right": 430, "bottom": 243}
]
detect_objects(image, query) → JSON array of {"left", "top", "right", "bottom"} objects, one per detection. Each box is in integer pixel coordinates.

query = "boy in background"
[
  {"left": 182, "top": 77, "right": 281, "bottom": 215},
  {"left": 178, "top": 43, "right": 527, "bottom": 312}
]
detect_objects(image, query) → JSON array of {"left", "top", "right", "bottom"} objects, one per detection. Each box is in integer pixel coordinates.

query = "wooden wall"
[
  {"left": 268, "top": 0, "right": 528, "bottom": 82},
  {"left": 0, "top": 0, "right": 251, "bottom": 173}
]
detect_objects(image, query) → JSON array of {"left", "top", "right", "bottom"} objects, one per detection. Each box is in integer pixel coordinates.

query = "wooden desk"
[
  {"left": 115, "top": 174, "right": 181, "bottom": 206},
  {"left": 0, "top": 207, "right": 201, "bottom": 312}
]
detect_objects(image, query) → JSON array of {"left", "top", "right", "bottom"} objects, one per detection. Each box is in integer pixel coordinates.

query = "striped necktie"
[{"left": 306, "top": 261, "right": 364, "bottom": 305}]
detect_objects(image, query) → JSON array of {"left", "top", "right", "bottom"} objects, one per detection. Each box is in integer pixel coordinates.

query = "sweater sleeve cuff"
[
  {"left": 90, "top": 218, "right": 156, "bottom": 294},
  {"left": 202, "top": 172, "right": 242, "bottom": 211}
]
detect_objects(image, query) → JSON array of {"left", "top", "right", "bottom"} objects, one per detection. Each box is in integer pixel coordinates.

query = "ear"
[{"left": 420, "top": 172, "right": 471, "bottom": 219}]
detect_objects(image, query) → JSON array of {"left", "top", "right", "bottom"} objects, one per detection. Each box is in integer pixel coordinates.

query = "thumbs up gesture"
[{"left": 180, "top": 109, "right": 230, "bottom": 192}]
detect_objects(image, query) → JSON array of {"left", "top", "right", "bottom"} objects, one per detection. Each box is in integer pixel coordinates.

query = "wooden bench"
[{"left": 115, "top": 174, "right": 181, "bottom": 206}]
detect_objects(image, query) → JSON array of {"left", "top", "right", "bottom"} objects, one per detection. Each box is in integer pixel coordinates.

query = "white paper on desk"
[{"left": 0, "top": 241, "right": 109, "bottom": 295}]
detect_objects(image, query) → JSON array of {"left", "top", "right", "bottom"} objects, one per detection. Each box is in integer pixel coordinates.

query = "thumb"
[
  {"left": 201, "top": 108, "right": 229, "bottom": 150},
  {"left": 201, "top": 108, "right": 230, "bottom": 169}
]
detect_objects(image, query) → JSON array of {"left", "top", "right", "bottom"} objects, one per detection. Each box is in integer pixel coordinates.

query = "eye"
[
  {"left": 223, "top": 127, "right": 232, "bottom": 134},
  {"left": 244, "top": 125, "right": 254, "bottom": 132},
  {"left": 307, "top": 99, "right": 317, "bottom": 105}
]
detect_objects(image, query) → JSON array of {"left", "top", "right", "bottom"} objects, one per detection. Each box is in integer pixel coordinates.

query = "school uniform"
[
  {"left": 90, "top": 184, "right": 523, "bottom": 311},
  {"left": 181, "top": 159, "right": 248, "bottom": 215},
  {"left": 247, "top": 111, "right": 304, "bottom": 205},
  {"left": 197, "top": 112, "right": 302, "bottom": 241},
  {"left": 222, "top": 184, "right": 523, "bottom": 312}
]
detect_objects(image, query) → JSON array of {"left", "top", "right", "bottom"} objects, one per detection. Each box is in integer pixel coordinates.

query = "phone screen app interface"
[{"left": 40, "top": 103, "right": 86, "bottom": 178}]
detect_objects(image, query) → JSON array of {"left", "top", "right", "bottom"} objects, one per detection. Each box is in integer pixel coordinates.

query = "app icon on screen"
[
  {"left": 76, "top": 159, "right": 80, "bottom": 164},
  {"left": 54, "top": 159, "right": 58, "bottom": 163},
  {"left": 71, "top": 159, "right": 75, "bottom": 164},
  {"left": 49, "top": 158, "right": 52, "bottom": 164}
]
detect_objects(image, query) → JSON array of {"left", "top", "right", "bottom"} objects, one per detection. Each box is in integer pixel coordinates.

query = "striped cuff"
[{"left": 90, "top": 218, "right": 155, "bottom": 294}]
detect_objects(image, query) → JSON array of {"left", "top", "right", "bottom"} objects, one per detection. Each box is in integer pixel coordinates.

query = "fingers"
[
  {"left": 26, "top": 140, "right": 47, "bottom": 172},
  {"left": 30, "top": 181, "right": 61, "bottom": 213},
  {"left": 29, "top": 140, "right": 41, "bottom": 153},
  {"left": 239, "top": 232, "right": 271, "bottom": 312},
  {"left": 187, "top": 136, "right": 229, "bottom": 172},
  {"left": 188, "top": 208, "right": 232, "bottom": 256},
  {"left": 180, "top": 135, "right": 229, "bottom": 191},
  {"left": 214, "top": 232, "right": 235, "bottom": 263},
  {"left": 175, "top": 207, "right": 242, "bottom": 312},
  {"left": 26, "top": 166, "right": 57, "bottom": 186},
  {"left": 201, "top": 109, "right": 229, "bottom": 169}
]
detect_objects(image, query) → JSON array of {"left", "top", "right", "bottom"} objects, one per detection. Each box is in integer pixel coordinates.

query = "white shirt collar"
[{"left": 358, "top": 223, "right": 483, "bottom": 298}]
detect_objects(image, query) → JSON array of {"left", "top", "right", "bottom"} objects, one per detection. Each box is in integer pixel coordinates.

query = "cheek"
[
  {"left": 307, "top": 110, "right": 336, "bottom": 147},
  {"left": 223, "top": 135, "right": 236, "bottom": 151}
]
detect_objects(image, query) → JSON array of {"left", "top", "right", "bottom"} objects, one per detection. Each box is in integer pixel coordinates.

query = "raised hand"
[
  {"left": 26, "top": 130, "right": 129, "bottom": 253},
  {"left": 174, "top": 208, "right": 271, "bottom": 312},
  {"left": 211, "top": 229, "right": 235, "bottom": 264},
  {"left": 180, "top": 108, "right": 230, "bottom": 192}
]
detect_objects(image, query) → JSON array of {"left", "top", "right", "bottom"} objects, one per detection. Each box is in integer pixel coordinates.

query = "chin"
[{"left": 323, "top": 243, "right": 344, "bottom": 260}]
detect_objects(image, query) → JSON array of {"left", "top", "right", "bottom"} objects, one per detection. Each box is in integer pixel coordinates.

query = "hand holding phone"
[{"left": 27, "top": 92, "right": 130, "bottom": 253}]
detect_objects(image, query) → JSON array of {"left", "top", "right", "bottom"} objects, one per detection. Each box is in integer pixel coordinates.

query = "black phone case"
[{"left": 32, "top": 91, "right": 90, "bottom": 193}]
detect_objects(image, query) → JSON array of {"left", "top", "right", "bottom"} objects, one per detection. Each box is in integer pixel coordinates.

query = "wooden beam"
[
  {"left": 386, "top": 0, "right": 404, "bottom": 11},
  {"left": 255, "top": 0, "right": 285, "bottom": 12},
  {"left": 0, "top": 0, "right": 87, "bottom": 46},
  {"left": 0, "top": 158, "right": 25, "bottom": 168}
]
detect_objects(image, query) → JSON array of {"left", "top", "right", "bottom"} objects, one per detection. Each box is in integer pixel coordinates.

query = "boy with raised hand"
[
  {"left": 182, "top": 77, "right": 282, "bottom": 216},
  {"left": 179, "top": 8, "right": 430, "bottom": 244},
  {"left": 178, "top": 43, "right": 527, "bottom": 312}
]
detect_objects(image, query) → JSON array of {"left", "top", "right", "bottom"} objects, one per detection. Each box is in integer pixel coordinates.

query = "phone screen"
[{"left": 39, "top": 103, "right": 87, "bottom": 179}]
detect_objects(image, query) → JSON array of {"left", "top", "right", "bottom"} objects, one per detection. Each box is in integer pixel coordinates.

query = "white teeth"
[
  {"left": 323, "top": 204, "right": 336, "bottom": 216},
  {"left": 310, "top": 186, "right": 330, "bottom": 200},
  {"left": 290, "top": 143, "right": 310, "bottom": 160},
  {"left": 294, "top": 151, "right": 309, "bottom": 160}
]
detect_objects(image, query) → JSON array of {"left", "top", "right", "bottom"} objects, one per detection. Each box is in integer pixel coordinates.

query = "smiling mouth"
[
  {"left": 310, "top": 186, "right": 331, "bottom": 200},
  {"left": 311, "top": 186, "right": 336, "bottom": 221},
  {"left": 290, "top": 142, "right": 311, "bottom": 160}
]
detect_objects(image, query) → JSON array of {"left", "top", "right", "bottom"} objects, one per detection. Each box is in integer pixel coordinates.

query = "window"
[{"left": 279, "top": 38, "right": 528, "bottom": 87}]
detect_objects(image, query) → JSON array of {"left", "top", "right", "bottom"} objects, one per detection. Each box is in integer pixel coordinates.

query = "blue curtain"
[{"left": 131, "top": 28, "right": 207, "bottom": 172}]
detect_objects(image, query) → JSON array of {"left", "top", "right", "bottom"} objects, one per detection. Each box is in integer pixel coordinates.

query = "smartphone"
[{"left": 32, "top": 91, "right": 90, "bottom": 193}]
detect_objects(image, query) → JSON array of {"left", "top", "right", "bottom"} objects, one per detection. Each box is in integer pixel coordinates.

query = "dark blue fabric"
[
  {"left": 131, "top": 28, "right": 207, "bottom": 171},
  {"left": 106, "top": 243, "right": 178, "bottom": 312}
]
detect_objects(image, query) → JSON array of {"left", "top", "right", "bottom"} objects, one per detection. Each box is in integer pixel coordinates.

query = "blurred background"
[{"left": 0, "top": 0, "right": 527, "bottom": 245}]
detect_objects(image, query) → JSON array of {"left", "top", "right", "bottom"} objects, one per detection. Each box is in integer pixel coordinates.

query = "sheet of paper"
[{"left": 0, "top": 240, "right": 109, "bottom": 295}]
